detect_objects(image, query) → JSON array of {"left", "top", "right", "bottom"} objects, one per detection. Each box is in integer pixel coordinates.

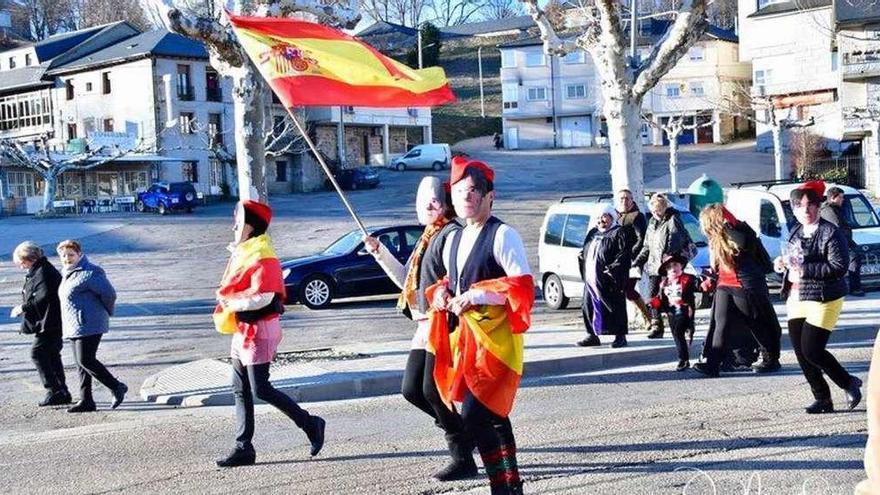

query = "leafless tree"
[
  {"left": 74, "top": 0, "right": 152, "bottom": 31},
  {"left": 10, "top": 0, "right": 77, "bottom": 40},
  {"left": 360, "top": 0, "right": 428, "bottom": 26},
  {"left": 429, "top": 0, "right": 485, "bottom": 26},
  {"left": 145, "top": 0, "right": 359, "bottom": 201},
  {"left": 0, "top": 135, "right": 149, "bottom": 211},
  {"left": 643, "top": 111, "right": 715, "bottom": 191},
  {"left": 482, "top": 0, "right": 525, "bottom": 21},
  {"left": 522, "top": 0, "right": 709, "bottom": 202}
]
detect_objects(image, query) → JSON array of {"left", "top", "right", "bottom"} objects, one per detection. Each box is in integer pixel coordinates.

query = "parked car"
[
  {"left": 282, "top": 224, "right": 424, "bottom": 309},
  {"left": 390, "top": 143, "right": 451, "bottom": 171},
  {"left": 538, "top": 195, "right": 711, "bottom": 310},
  {"left": 326, "top": 166, "right": 380, "bottom": 191},
  {"left": 136, "top": 182, "right": 198, "bottom": 214},
  {"left": 726, "top": 180, "right": 880, "bottom": 287}
]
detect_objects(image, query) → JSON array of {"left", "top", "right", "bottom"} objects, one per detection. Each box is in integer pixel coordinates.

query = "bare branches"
[
  {"left": 521, "top": 0, "right": 583, "bottom": 56},
  {"left": 259, "top": 0, "right": 361, "bottom": 29}
]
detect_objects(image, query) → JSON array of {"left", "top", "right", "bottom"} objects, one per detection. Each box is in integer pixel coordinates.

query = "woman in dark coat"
[
  {"left": 578, "top": 204, "right": 631, "bottom": 348},
  {"left": 11, "top": 241, "right": 71, "bottom": 406}
]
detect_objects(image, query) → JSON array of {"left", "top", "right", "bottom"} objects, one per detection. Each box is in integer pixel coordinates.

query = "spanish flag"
[
  {"left": 227, "top": 13, "right": 456, "bottom": 108},
  {"left": 427, "top": 274, "right": 535, "bottom": 418}
]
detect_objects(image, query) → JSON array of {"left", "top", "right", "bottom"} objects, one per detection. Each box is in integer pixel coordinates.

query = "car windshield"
[
  {"left": 678, "top": 210, "right": 708, "bottom": 246},
  {"left": 322, "top": 229, "right": 362, "bottom": 255},
  {"left": 782, "top": 195, "right": 880, "bottom": 229}
]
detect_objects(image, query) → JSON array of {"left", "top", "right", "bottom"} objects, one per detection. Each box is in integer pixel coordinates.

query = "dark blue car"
[
  {"left": 136, "top": 182, "right": 198, "bottom": 214},
  {"left": 325, "top": 166, "right": 380, "bottom": 191},
  {"left": 283, "top": 224, "right": 423, "bottom": 309}
]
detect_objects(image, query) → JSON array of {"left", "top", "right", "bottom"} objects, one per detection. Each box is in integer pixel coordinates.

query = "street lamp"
[{"left": 478, "top": 46, "right": 485, "bottom": 118}]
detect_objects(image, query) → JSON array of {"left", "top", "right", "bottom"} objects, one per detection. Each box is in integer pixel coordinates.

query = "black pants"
[
  {"left": 71, "top": 334, "right": 121, "bottom": 403},
  {"left": 706, "top": 287, "right": 781, "bottom": 368},
  {"left": 461, "top": 390, "right": 520, "bottom": 490},
  {"left": 32, "top": 331, "right": 67, "bottom": 393},
  {"left": 788, "top": 318, "right": 854, "bottom": 401},
  {"left": 401, "top": 349, "right": 468, "bottom": 436},
  {"left": 849, "top": 251, "right": 862, "bottom": 292},
  {"left": 232, "top": 359, "right": 311, "bottom": 451},
  {"left": 669, "top": 312, "right": 692, "bottom": 363}
]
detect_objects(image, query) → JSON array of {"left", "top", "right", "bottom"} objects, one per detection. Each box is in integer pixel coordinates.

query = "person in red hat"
[
  {"left": 651, "top": 253, "right": 697, "bottom": 370},
  {"left": 774, "top": 183, "right": 863, "bottom": 414},
  {"left": 428, "top": 158, "right": 533, "bottom": 495},
  {"left": 213, "top": 200, "right": 326, "bottom": 467}
]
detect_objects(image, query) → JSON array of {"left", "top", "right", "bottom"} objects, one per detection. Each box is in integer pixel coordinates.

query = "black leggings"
[
  {"left": 788, "top": 318, "right": 855, "bottom": 401},
  {"left": 71, "top": 334, "right": 120, "bottom": 403},
  {"left": 669, "top": 313, "right": 691, "bottom": 362},
  {"left": 232, "top": 359, "right": 311, "bottom": 450},
  {"left": 401, "top": 349, "right": 468, "bottom": 436}
]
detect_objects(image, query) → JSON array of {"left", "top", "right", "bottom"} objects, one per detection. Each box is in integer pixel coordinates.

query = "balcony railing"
[
  {"left": 177, "top": 85, "right": 195, "bottom": 101},
  {"left": 842, "top": 50, "right": 880, "bottom": 80}
]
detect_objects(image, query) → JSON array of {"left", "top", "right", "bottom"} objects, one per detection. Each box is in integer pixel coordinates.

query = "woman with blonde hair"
[{"left": 693, "top": 204, "right": 781, "bottom": 377}]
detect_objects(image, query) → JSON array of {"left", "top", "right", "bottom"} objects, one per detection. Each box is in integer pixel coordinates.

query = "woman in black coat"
[
  {"left": 578, "top": 204, "right": 631, "bottom": 348},
  {"left": 11, "top": 241, "right": 71, "bottom": 406}
]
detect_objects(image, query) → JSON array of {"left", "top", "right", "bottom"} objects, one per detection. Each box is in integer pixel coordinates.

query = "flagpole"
[{"left": 285, "top": 107, "right": 369, "bottom": 237}]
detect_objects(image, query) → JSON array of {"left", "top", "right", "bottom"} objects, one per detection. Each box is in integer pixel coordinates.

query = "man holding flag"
[{"left": 428, "top": 158, "right": 534, "bottom": 495}]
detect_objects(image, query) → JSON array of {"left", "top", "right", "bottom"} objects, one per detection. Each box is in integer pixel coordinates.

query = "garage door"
[{"left": 560, "top": 116, "right": 593, "bottom": 148}]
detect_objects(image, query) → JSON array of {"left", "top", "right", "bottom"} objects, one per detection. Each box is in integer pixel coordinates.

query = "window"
[
  {"left": 501, "top": 50, "right": 515, "bottom": 68},
  {"left": 525, "top": 51, "right": 545, "bottom": 67},
  {"left": 85, "top": 82, "right": 93, "bottom": 92},
  {"left": 210, "top": 159, "right": 224, "bottom": 188},
  {"left": 67, "top": 123, "right": 77, "bottom": 139},
  {"left": 846, "top": 195, "right": 880, "bottom": 228},
  {"left": 758, "top": 0, "right": 786, "bottom": 7},
  {"left": 176, "top": 64, "right": 193, "bottom": 100},
  {"left": 688, "top": 47, "right": 704, "bottom": 61},
  {"left": 375, "top": 230, "right": 401, "bottom": 253},
  {"left": 0, "top": 91, "right": 52, "bottom": 131},
  {"left": 65, "top": 79, "right": 74, "bottom": 100},
  {"left": 102, "top": 118, "right": 114, "bottom": 132},
  {"left": 24, "top": 54, "right": 31, "bottom": 66},
  {"left": 543, "top": 214, "right": 565, "bottom": 246},
  {"left": 7, "top": 171, "right": 35, "bottom": 197},
  {"left": 565, "top": 84, "right": 587, "bottom": 99},
  {"left": 208, "top": 113, "right": 222, "bottom": 144},
  {"left": 527, "top": 87, "right": 547, "bottom": 101},
  {"left": 502, "top": 83, "right": 518, "bottom": 109},
  {"left": 689, "top": 81, "right": 705, "bottom": 97},
  {"left": 275, "top": 160, "right": 288, "bottom": 182},
  {"left": 182, "top": 161, "right": 199, "bottom": 183},
  {"left": 755, "top": 68, "right": 772, "bottom": 93},
  {"left": 121, "top": 171, "right": 148, "bottom": 194},
  {"left": 562, "top": 214, "right": 590, "bottom": 248},
  {"left": 832, "top": 50, "right": 838, "bottom": 72},
  {"left": 8, "top": 56, "right": 15, "bottom": 69},
  {"left": 760, "top": 200, "right": 782, "bottom": 237},
  {"left": 665, "top": 84, "right": 681, "bottom": 98},
  {"left": 102, "top": 72, "right": 111, "bottom": 94},
  {"left": 563, "top": 51, "right": 585, "bottom": 64},
  {"left": 206, "top": 67, "right": 221, "bottom": 101},
  {"left": 404, "top": 228, "right": 422, "bottom": 250},
  {"left": 179, "top": 112, "right": 195, "bottom": 134}
]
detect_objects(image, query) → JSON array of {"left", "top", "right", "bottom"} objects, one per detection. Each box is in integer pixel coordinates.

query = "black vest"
[
  {"left": 449, "top": 216, "right": 507, "bottom": 295},
  {"left": 413, "top": 221, "right": 460, "bottom": 315}
]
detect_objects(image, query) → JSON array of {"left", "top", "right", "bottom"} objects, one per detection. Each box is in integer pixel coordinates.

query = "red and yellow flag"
[{"left": 227, "top": 13, "right": 456, "bottom": 108}]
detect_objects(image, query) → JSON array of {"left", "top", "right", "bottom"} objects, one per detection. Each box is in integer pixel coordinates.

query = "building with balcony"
[{"left": 497, "top": 20, "right": 749, "bottom": 150}]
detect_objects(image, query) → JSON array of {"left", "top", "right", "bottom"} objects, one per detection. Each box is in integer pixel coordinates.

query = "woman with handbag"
[{"left": 213, "top": 200, "right": 326, "bottom": 467}]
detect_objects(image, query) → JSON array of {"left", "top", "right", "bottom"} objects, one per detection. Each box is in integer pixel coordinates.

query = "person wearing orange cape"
[
  {"left": 213, "top": 200, "right": 326, "bottom": 467},
  {"left": 428, "top": 159, "right": 534, "bottom": 495}
]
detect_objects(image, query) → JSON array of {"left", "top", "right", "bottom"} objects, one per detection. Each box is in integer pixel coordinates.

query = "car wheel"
[
  {"left": 542, "top": 273, "right": 569, "bottom": 310},
  {"left": 432, "top": 161, "right": 443, "bottom": 171},
  {"left": 136, "top": 200, "right": 146, "bottom": 213},
  {"left": 158, "top": 202, "right": 167, "bottom": 215},
  {"left": 300, "top": 275, "right": 333, "bottom": 309},
  {"left": 396, "top": 162, "right": 406, "bottom": 171}
]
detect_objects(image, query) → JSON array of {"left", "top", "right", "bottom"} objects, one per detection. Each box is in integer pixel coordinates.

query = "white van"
[
  {"left": 538, "top": 195, "right": 711, "bottom": 310},
  {"left": 725, "top": 181, "right": 880, "bottom": 285},
  {"left": 390, "top": 143, "right": 451, "bottom": 171}
]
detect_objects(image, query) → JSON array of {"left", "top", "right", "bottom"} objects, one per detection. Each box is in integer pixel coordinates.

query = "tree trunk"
[
  {"left": 231, "top": 64, "right": 268, "bottom": 201},
  {"left": 42, "top": 171, "right": 57, "bottom": 212},
  {"left": 0, "top": 166, "right": 9, "bottom": 198},
  {"left": 668, "top": 130, "right": 680, "bottom": 192},
  {"left": 771, "top": 126, "right": 784, "bottom": 180},
  {"left": 605, "top": 99, "right": 645, "bottom": 201}
]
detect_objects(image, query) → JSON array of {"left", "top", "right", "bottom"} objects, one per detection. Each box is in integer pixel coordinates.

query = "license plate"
[{"left": 171, "top": 198, "right": 179, "bottom": 204}]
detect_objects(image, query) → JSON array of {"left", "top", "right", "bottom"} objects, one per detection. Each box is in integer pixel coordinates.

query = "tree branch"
[
  {"left": 258, "top": 0, "right": 362, "bottom": 29},
  {"left": 521, "top": 0, "right": 582, "bottom": 55}
]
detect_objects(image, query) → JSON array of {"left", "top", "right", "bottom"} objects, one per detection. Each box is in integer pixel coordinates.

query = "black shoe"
[
  {"left": 433, "top": 456, "right": 479, "bottom": 481},
  {"left": 752, "top": 359, "right": 781, "bottom": 374},
  {"left": 805, "top": 398, "right": 834, "bottom": 414},
  {"left": 216, "top": 448, "right": 256, "bottom": 467},
  {"left": 576, "top": 335, "right": 601, "bottom": 347},
  {"left": 847, "top": 377, "right": 863, "bottom": 410},
  {"left": 111, "top": 383, "right": 128, "bottom": 409},
  {"left": 306, "top": 416, "right": 326, "bottom": 456},
  {"left": 39, "top": 390, "right": 72, "bottom": 407},
  {"left": 851, "top": 289, "right": 866, "bottom": 297},
  {"left": 647, "top": 329, "right": 664, "bottom": 339},
  {"left": 610, "top": 336, "right": 627, "bottom": 348},
  {"left": 676, "top": 360, "right": 690, "bottom": 371},
  {"left": 67, "top": 401, "right": 97, "bottom": 413},
  {"left": 692, "top": 362, "right": 719, "bottom": 378}
]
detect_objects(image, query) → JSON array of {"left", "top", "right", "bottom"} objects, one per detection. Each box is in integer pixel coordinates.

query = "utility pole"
[
  {"left": 630, "top": 0, "right": 637, "bottom": 61},
  {"left": 417, "top": 27, "right": 423, "bottom": 69},
  {"left": 478, "top": 46, "right": 485, "bottom": 118}
]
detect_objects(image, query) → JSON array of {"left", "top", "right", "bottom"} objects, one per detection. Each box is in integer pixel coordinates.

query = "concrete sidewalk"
[{"left": 140, "top": 294, "right": 880, "bottom": 408}]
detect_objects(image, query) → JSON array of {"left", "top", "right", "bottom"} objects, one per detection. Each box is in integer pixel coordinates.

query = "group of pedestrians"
[{"left": 11, "top": 239, "right": 126, "bottom": 412}]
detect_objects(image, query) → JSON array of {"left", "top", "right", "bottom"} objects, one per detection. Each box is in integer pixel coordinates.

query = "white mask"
[{"left": 416, "top": 177, "right": 446, "bottom": 225}]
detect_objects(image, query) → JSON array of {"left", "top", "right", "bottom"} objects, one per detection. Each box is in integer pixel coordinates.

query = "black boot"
[
  {"left": 647, "top": 310, "right": 664, "bottom": 339},
  {"left": 752, "top": 349, "right": 781, "bottom": 374},
  {"left": 111, "top": 382, "right": 128, "bottom": 409},
  {"left": 433, "top": 433, "right": 478, "bottom": 481},
  {"left": 676, "top": 360, "right": 690, "bottom": 372},
  {"left": 67, "top": 400, "right": 96, "bottom": 413},
  {"left": 692, "top": 362, "right": 719, "bottom": 378},
  {"left": 576, "top": 334, "right": 601, "bottom": 347},
  {"left": 216, "top": 447, "right": 256, "bottom": 467},
  {"left": 611, "top": 335, "right": 627, "bottom": 348},
  {"left": 491, "top": 480, "right": 524, "bottom": 495},
  {"left": 306, "top": 416, "right": 326, "bottom": 456},
  {"left": 846, "top": 377, "right": 863, "bottom": 410},
  {"left": 39, "top": 389, "right": 72, "bottom": 407},
  {"left": 805, "top": 398, "right": 834, "bottom": 414}
]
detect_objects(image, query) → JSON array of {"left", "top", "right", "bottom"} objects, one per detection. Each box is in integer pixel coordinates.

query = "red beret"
[
  {"left": 451, "top": 158, "right": 495, "bottom": 185},
  {"left": 240, "top": 199, "right": 272, "bottom": 225},
  {"left": 800, "top": 180, "right": 826, "bottom": 198}
]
